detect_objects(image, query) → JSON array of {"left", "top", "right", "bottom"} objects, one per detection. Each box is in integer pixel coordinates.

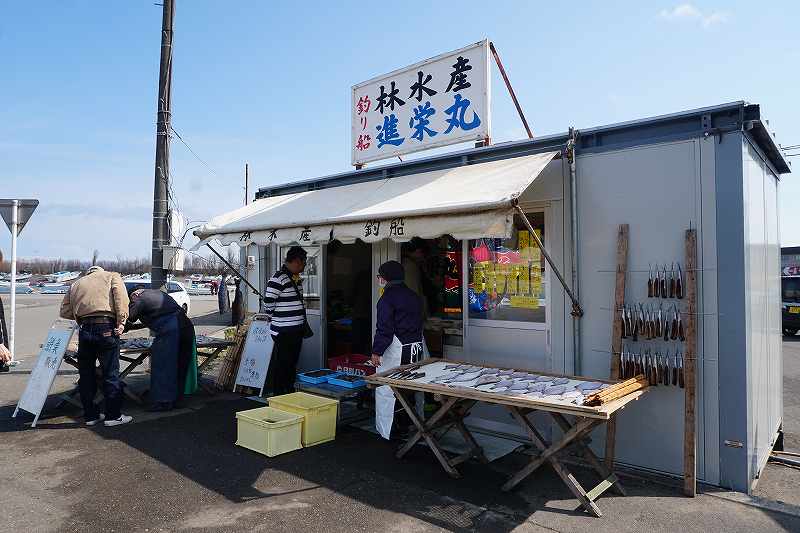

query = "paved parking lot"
[{"left": 1, "top": 294, "right": 799, "bottom": 532}]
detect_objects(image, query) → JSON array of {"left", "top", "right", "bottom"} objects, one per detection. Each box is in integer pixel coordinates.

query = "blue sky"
[{"left": 1, "top": 1, "right": 798, "bottom": 260}]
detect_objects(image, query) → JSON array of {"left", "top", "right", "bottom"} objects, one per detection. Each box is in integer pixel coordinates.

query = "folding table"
[
  {"left": 366, "top": 359, "right": 646, "bottom": 517},
  {"left": 59, "top": 335, "right": 234, "bottom": 406}
]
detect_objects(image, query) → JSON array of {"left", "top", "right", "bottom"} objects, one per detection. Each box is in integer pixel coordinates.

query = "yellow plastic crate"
[
  {"left": 235, "top": 406, "right": 303, "bottom": 457},
  {"left": 269, "top": 392, "right": 338, "bottom": 447}
]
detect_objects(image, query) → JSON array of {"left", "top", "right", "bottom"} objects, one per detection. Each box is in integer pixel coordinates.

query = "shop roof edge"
[{"left": 256, "top": 101, "right": 789, "bottom": 198}]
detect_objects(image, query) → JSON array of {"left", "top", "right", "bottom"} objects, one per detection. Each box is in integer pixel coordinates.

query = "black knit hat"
[{"left": 378, "top": 260, "right": 404, "bottom": 282}]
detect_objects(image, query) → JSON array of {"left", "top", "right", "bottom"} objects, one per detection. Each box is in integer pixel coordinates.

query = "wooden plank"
[
  {"left": 684, "top": 229, "right": 698, "bottom": 497},
  {"left": 395, "top": 394, "right": 459, "bottom": 458},
  {"left": 393, "top": 389, "right": 461, "bottom": 479},
  {"left": 605, "top": 224, "right": 629, "bottom": 470},
  {"left": 585, "top": 377, "right": 649, "bottom": 406},
  {"left": 551, "top": 412, "right": 626, "bottom": 496},
  {"left": 586, "top": 475, "right": 618, "bottom": 502},
  {"left": 505, "top": 407, "right": 603, "bottom": 516},
  {"left": 502, "top": 407, "right": 599, "bottom": 491}
]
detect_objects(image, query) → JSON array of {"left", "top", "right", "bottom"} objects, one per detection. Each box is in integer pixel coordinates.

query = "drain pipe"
[{"left": 568, "top": 128, "right": 582, "bottom": 375}]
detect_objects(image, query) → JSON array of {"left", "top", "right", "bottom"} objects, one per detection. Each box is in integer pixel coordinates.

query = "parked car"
[
  {"left": 40, "top": 284, "right": 70, "bottom": 294},
  {"left": 782, "top": 275, "right": 800, "bottom": 336},
  {"left": 0, "top": 283, "right": 34, "bottom": 294},
  {"left": 123, "top": 280, "right": 191, "bottom": 314},
  {"left": 186, "top": 282, "right": 213, "bottom": 296}
]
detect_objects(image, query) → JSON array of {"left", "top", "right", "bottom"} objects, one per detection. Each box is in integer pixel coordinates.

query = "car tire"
[{"left": 783, "top": 328, "right": 798, "bottom": 337}]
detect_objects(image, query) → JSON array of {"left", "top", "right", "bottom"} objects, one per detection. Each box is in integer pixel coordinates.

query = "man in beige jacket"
[{"left": 60, "top": 266, "right": 132, "bottom": 426}]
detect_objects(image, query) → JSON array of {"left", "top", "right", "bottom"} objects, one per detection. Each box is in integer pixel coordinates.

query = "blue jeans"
[
  {"left": 77, "top": 322, "right": 122, "bottom": 420},
  {"left": 149, "top": 313, "right": 180, "bottom": 404}
]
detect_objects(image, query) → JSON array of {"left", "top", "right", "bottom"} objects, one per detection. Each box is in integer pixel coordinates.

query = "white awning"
[{"left": 193, "top": 151, "right": 558, "bottom": 249}]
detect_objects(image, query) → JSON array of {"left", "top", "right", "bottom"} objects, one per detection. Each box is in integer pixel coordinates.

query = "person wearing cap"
[
  {"left": 263, "top": 246, "right": 309, "bottom": 395},
  {"left": 59, "top": 266, "right": 132, "bottom": 426},
  {"left": 372, "top": 260, "right": 426, "bottom": 440}
]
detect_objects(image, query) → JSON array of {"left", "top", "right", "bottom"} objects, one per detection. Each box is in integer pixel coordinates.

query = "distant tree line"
[{"left": 0, "top": 248, "right": 239, "bottom": 277}]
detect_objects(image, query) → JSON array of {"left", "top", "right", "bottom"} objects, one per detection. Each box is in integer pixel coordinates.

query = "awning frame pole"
[
  {"left": 489, "top": 41, "right": 533, "bottom": 139},
  {"left": 567, "top": 128, "right": 582, "bottom": 373},
  {"left": 514, "top": 204, "right": 584, "bottom": 318},
  {"left": 206, "top": 243, "right": 266, "bottom": 300}
]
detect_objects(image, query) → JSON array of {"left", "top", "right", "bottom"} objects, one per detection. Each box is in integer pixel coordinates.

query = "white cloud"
[{"left": 659, "top": 3, "right": 729, "bottom": 28}]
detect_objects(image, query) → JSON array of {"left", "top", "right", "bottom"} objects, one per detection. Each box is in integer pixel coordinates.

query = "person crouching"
[{"left": 126, "top": 288, "right": 196, "bottom": 412}]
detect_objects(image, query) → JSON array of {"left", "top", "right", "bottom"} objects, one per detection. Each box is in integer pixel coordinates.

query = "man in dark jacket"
[
  {"left": 126, "top": 289, "right": 196, "bottom": 411},
  {"left": 231, "top": 278, "right": 244, "bottom": 327},
  {"left": 218, "top": 274, "right": 230, "bottom": 314}
]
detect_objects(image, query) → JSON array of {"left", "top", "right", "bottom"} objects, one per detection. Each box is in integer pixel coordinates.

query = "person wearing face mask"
[{"left": 371, "top": 260, "right": 426, "bottom": 440}]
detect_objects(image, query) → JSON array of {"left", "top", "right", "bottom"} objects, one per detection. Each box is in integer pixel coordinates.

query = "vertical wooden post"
[
  {"left": 683, "top": 229, "right": 698, "bottom": 496},
  {"left": 604, "top": 224, "right": 629, "bottom": 470}
]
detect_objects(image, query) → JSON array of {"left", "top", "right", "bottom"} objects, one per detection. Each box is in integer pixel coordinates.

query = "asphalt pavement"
[{"left": 1, "top": 294, "right": 800, "bottom": 532}]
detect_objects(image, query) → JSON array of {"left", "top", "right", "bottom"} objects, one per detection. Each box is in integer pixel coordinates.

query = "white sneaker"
[
  {"left": 104, "top": 414, "right": 133, "bottom": 427},
  {"left": 86, "top": 414, "right": 106, "bottom": 426}
]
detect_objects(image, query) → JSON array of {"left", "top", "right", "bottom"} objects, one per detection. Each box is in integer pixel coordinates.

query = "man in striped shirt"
[{"left": 263, "top": 246, "right": 308, "bottom": 395}]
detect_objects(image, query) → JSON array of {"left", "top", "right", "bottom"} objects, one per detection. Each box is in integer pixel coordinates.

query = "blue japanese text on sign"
[{"left": 352, "top": 40, "right": 490, "bottom": 166}]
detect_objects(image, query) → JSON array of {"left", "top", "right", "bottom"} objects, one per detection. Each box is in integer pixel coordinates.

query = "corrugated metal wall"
[
  {"left": 742, "top": 138, "right": 783, "bottom": 488},
  {"left": 576, "top": 139, "right": 715, "bottom": 479}
]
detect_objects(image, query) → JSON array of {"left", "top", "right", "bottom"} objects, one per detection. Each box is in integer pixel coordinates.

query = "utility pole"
[
  {"left": 150, "top": 0, "right": 175, "bottom": 291},
  {"left": 245, "top": 163, "right": 249, "bottom": 205}
]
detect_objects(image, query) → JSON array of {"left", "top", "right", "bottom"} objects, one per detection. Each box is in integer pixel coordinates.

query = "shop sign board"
[
  {"left": 235, "top": 318, "right": 274, "bottom": 394},
  {"left": 13, "top": 321, "right": 76, "bottom": 426},
  {"left": 352, "top": 40, "right": 490, "bottom": 165}
]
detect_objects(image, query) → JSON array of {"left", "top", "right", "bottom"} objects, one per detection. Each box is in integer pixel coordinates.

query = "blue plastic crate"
[
  {"left": 297, "top": 369, "right": 342, "bottom": 385},
  {"left": 327, "top": 374, "right": 366, "bottom": 389}
]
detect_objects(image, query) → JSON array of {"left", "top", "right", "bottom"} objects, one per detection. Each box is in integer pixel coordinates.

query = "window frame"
[
  {"left": 277, "top": 244, "right": 322, "bottom": 315},
  {"left": 465, "top": 207, "right": 549, "bottom": 331}
]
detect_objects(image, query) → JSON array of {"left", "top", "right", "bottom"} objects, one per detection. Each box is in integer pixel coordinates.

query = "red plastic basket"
[{"left": 327, "top": 354, "right": 376, "bottom": 376}]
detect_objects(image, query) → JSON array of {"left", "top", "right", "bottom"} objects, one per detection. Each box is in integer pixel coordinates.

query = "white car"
[
  {"left": 124, "top": 280, "right": 191, "bottom": 314},
  {"left": 186, "top": 282, "right": 213, "bottom": 296}
]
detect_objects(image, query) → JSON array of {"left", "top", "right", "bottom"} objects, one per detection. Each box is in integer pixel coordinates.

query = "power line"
[{"left": 170, "top": 125, "right": 223, "bottom": 179}]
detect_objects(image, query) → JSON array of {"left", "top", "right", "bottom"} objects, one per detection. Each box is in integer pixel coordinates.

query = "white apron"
[{"left": 375, "top": 336, "right": 427, "bottom": 440}]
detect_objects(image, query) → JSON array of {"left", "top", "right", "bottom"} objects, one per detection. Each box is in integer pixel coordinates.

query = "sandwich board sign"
[
  {"left": 13, "top": 321, "right": 77, "bottom": 427},
  {"left": 234, "top": 315, "right": 273, "bottom": 395},
  {"left": 352, "top": 39, "right": 491, "bottom": 166}
]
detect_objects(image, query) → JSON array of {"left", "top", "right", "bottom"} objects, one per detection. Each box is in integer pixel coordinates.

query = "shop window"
[
  {"left": 278, "top": 245, "right": 321, "bottom": 310},
  {"left": 468, "top": 212, "right": 546, "bottom": 323},
  {"left": 401, "top": 236, "right": 463, "bottom": 319},
  {"left": 325, "top": 240, "right": 372, "bottom": 357}
]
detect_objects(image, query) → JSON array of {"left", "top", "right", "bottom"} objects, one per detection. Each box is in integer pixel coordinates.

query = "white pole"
[{"left": 9, "top": 199, "right": 18, "bottom": 361}]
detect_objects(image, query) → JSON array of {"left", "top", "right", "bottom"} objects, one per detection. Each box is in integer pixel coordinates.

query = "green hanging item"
[{"left": 184, "top": 338, "right": 199, "bottom": 395}]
